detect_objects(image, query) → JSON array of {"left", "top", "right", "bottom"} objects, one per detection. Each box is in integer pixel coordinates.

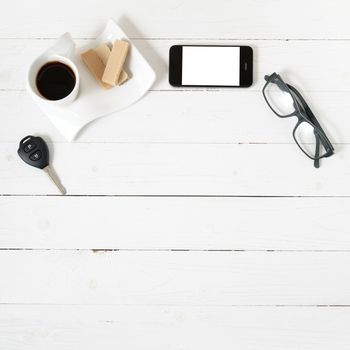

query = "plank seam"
[
  {"left": 0, "top": 303, "right": 349, "bottom": 307},
  {"left": 1, "top": 37, "right": 350, "bottom": 41},
  {"left": 2, "top": 248, "right": 350, "bottom": 252},
  {"left": 1, "top": 194, "right": 350, "bottom": 198},
  {"left": 3, "top": 89, "right": 350, "bottom": 93}
]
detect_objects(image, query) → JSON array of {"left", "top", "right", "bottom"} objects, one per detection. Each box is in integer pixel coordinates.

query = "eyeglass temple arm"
[
  {"left": 301, "top": 100, "right": 334, "bottom": 153},
  {"left": 314, "top": 134, "right": 320, "bottom": 168}
]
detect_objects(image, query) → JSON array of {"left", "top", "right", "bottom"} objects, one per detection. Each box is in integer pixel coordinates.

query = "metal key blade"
[{"left": 43, "top": 166, "right": 67, "bottom": 195}]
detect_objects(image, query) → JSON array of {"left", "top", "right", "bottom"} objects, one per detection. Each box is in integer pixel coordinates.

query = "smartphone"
[{"left": 169, "top": 45, "right": 253, "bottom": 88}]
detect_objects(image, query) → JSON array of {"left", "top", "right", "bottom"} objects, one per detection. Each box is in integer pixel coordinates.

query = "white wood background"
[{"left": 1, "top": 0, "right": 350, "bottom": 349}]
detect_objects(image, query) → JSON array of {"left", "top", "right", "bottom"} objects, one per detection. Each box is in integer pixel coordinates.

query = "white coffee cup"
[{"left": 27, "top": 33, "right": 79, "bottom": 105}]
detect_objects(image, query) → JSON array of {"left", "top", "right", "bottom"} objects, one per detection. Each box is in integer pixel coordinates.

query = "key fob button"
[
  {"left": 24, "top": 141, "right": 36, "bottom": 153},
  {"left": 29, "top": 150, "right": 42, "bottom": 161},
  {"left": 18, "top": 135, "right": 49, "bottom": 169}
]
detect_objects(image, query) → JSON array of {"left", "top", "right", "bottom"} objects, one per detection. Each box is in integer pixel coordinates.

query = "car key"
[{"left": 17, "top": 135, "right": 66, "bottom": 195}]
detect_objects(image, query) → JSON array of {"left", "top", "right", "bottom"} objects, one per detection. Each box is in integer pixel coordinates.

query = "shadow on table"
[{"left": 118, "top": 15, "right": 167, "bottom": 89}]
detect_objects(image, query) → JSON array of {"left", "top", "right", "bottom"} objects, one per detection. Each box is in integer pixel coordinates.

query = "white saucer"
[{"left": 28, "top": 19, "right": 156, "bottom": 141}]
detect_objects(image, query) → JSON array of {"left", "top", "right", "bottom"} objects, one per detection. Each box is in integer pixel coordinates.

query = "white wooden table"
[{"left": 1, "top": 1, "right": 350, "bottom": 348}]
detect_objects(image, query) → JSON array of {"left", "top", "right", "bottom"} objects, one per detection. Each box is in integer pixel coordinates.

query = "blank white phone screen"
[{"left": 182, "top": 46, "right": 240, "bottom": 86}]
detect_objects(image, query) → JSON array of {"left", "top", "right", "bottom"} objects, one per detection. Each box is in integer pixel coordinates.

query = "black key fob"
[{"left": 17, "top": 135, "right": 49, "bottom": 169}]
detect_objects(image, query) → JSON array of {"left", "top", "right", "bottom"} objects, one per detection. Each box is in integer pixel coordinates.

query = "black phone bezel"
[{"left": 169, "top": 45, "right": 253, "bottom": 88}]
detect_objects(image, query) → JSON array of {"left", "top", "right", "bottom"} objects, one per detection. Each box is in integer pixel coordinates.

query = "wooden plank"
[
  {"left": 1, "top": 305, "right": 350, "bottom": 349},
  {"left": 0, "top": 0, "right": 349, "bottom": 39},
  {"left": 0, "top": 39, "right": 346, "bottom": 144},
  {"left": 1, "top": 197, "right": 350, "bottom": 250},
  {"left": 0, "top": 90, "right": 344, "bottom": 143},
  {"left": 1, "top": 250, "right": 350, "bottom": 305},
  {"left": 1, "top": 39, "right": 350, "bottom": 91},
  {"left": 0, "top": 143, "right": 348, "bottom": 196}
]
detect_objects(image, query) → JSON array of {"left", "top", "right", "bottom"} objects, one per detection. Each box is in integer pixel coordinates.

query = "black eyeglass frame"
[{"left": 262, "top": 73, "right": 334, "bottom": 168}]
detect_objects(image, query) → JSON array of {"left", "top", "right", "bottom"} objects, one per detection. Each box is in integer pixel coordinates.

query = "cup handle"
[{"left": 47, "top": 32, "right": 76, "bottom": 59}]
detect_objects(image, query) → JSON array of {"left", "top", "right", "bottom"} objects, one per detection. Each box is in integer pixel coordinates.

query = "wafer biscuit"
[
  {"left": 81, "top": 49, "right": 112, "bottom": 89},
  {"left": 95, "top": 43, "right": 129, "bottom": 85},
  {"left": 102, "top": 40, "right": 129, "bottom": 86}
]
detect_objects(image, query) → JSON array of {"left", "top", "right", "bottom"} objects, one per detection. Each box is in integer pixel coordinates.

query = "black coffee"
[{"left": 36, "top": 61, "right": 76, "bottom": 100}]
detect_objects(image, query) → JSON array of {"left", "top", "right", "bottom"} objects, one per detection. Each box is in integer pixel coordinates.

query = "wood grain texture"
[
  {"left": 0, "top": 39, "right": 346, "bottom": 144},
  {"left": 0, "top": 196, "right": 349, "bottom": 250},
  {"left": 1, "top": 250, "right": 350, "bottom": 305},
  {"left": 0, "top": 90, "right": 345, "bottom": 144},
  {"left": 1, "top": 305, "right": 350, "bottom": 350},
  {"left": 0, "top": 0, "right": 349, "bottom": 39},
  {"left": 0, "top": 142, "right": 348, "bottom": 195},
  {"left": 1, "top": 39, "right": 350, "bottom": 92},
  {"left": 1, "top": 0, "right": 350, "bottom": 348}
]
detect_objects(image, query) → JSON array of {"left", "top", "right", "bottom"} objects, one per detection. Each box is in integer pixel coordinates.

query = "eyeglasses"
[{"left": 262, "top": 73, "right": 334, "bottom": 168}]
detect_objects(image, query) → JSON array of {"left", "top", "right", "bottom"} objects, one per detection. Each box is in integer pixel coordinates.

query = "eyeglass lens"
[
  {"left": 294, "top": 122, "right": 328, "bottom": 158},
  {"left": 264, "top": 80, "right": 295, "bottom": 116}
]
